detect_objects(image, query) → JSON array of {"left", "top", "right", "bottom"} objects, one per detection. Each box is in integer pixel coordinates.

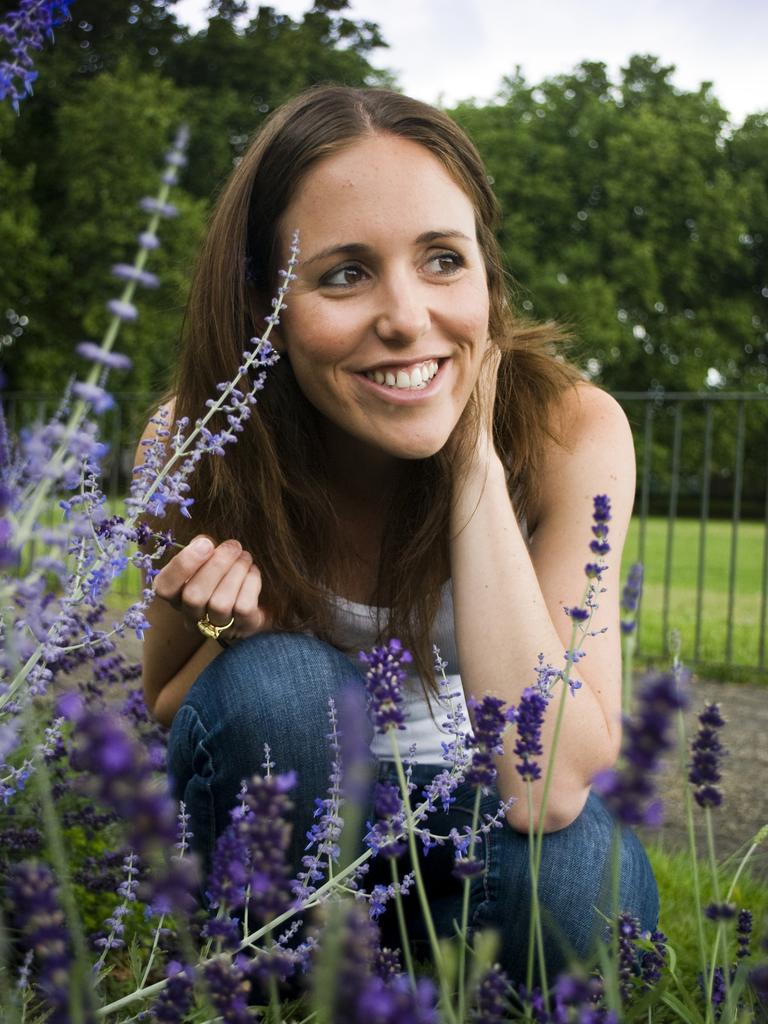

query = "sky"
[{"left": 173, "top": 0, "right": 768, "bottom": 126}]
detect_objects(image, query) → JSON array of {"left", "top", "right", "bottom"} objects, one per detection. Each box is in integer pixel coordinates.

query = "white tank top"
[{"left": 328, "top": 581, "right": 471, "bottom": 764}]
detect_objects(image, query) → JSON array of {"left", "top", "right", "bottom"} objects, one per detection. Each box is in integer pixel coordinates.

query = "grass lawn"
[{"left": 621, "top": 517, "right": 768, "bottom": 680}]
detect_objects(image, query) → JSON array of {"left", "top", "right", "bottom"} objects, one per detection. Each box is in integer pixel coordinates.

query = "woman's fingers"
[
  {"left": 153, "top": 535, "right": 217, "bottom": 608},
  {"left": 234, "top": 564, "right": 270, "bottom": 631},
  {"left": 154, "top": 538, "right": 269, "bottom": 639},
  {"left": 206, "top": 551, "right": 253, "bottom": 625},
  {"left": 175, "top": 540, "right": 244, "bottom": 619}
]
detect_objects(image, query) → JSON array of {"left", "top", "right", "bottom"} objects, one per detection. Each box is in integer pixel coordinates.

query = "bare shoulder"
[
  {"left": 133, "top": 398, "right": 177, "bottom": 468},
  {"left": 538, "top": 382, "right": 635, "bottom": 523}
]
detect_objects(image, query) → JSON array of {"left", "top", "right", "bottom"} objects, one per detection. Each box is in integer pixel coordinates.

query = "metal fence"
[
  {"left": 6, "top": 389, "right": 768, "bottom": 677},
  {"left": 614, "top": 391, "right": 768, "bottom": 676}
]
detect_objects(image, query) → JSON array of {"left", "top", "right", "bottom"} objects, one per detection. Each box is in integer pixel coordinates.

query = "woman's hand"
[
  {"left": 450, "top": 341, "right": 502, "bottom": 493},
  {"left": 153, "top": 535, "right": 270, "bottom": 644}
]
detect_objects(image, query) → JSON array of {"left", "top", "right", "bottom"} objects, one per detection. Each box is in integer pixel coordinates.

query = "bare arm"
[
  {"left": 134, "top": 414, "right": 269, "bottom": 727},
  {"left": 451, "top": 380, "right": 635, "bottom": 832}
]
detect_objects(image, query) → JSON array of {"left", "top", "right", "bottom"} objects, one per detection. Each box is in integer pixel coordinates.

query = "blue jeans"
[{"left": 167, "top": 632, "right": 659, "bottom": 983}]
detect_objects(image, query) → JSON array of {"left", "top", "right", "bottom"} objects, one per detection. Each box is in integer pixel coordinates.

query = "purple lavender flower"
[
  {"left": 71, "top": 381, "right": 114, "bottom": 413},
  {"left": 202, "top": 956, "right": 252, "bottom": 1023},
  {"left": 704, "top": 902, "right": 736, "bottom": 921},
  {"left": 294, "top": 697, "right": 346, "bottom": 902},
  {"left": 590, "top": 493, "right": 612, "bottom": 558},
  {"left": 360, "top": 638, "right": 412, "bottom": 733},
  {"left": 365, "top": 780, "right": 407, "bottom": 859},
  {"left": 639, "top": 928, "right": 668, "bottom": 987},
  {"left": 565, "top": 605, "right": 591, "bottom": 622},
  {"left": 110, "top": 263, "right": 160, "bottom": 288},
  {"left": 138, "top": 230, "right": 160, "bottom": 250},
  {"left": 620, "top": 562, "right": 644, "bottom": 634},
  {"left": 552, "top": 973, "right": 614, "bottom": 1022},
  {"left": 512, "top": 687, "right": 548, "bottom": 783},
  {"left": 465, "top": 693, "right": 512, "bottom": 789},
  {"left": 139, "top": 196, "right": 178, "bottom": 218},
  {"left": 75, "top": 341, "right": 132, "bottom": 371},
  {"left": 0, "top": 1, "right": 73, "bottom": 112},
  {"left": 737, "top": 909, "right": 752, "bottom": 959},
  {"left": 592, "top": 671, "right": 688, "bottom": 826},
  {"left": 65, "top": 703, "right": 198, "bottom": 914},
  {"left": 689, "top": 702, "right": 726, "bottom": 809},
  {"left": 207, "top": 771, "right": 295, "bottom": 924},
  {"left": 93, "top": 852, "right": 140, "bottom": 956},
  {"left": 470, "top": 964, "right": 512, "bottom": 1023},
  {"left": 355, "top": 974, "right": 439, "bottom": 1023},
  {"left": 106, "top": 298, "right": 138, "bottom": 322},
  {"left": 615, "top": 911, "right": 642, "bottom": 1002},
  {"left": 7, "top": 861, "right": 73, "bottom": 1023},
  {"left": 149, "top": 961, "right": 195, "bottom": 1022}
]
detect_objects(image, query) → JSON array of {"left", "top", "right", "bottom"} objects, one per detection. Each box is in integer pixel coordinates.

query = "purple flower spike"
[
  {"left": 588, "top": 494, "right": 612, "bottom": 560},
  {"left": 203, "top": 957, "right": 252, "bottom": 1023},
  {"left": 355, "top": 971, "right": 439, "bottom": 1023},
  {"left": 592, "top": 671, "right": 688, "bottom": 826},
  {"left": 512, "top": 687, "right": 548, "bottom": 783},
  {"left": 207, "top": 772, "right": 295, "bottom": 924},
  {"left": 565, "top": 605, "right": 590, "bottom": 622},
  {"left": 110, "top": 263, "right": 160, "bottom": 288},
  {"left": 72, "top": 381, "right": 114, "bottom": 413},
  {"left": 0, "top": 1, "right": 73, "bottom": 113},
  {"left": 620, "top": 562, "right": 644, "bottom": 634},
  {"left": 9, "top": 861, "right": 73, "bottom": 1023},
  {"left": 365, "top": 780, "right": 407, "bottom": 859},
  {"left": 138, "top": 230, "right": 160, "bottom": 250},
  {"left": 150, "top": 961, "right": 195, "bottom": 1022},
  {"left": 360, "top": 638, "right": 412, "bottom": 733},
  {"left": 737, "top": 909, "right": 753, "bottom": 959},
  {"left": 139, "top": 196, "right": 178, "bottom": 218},
  {"left": 75, "top": 341, "right": 132, "bottom": 370},
  {"left": 471, "top": 963, "right": 512, "bottom": 1022},
  {"left": 689, "top": 702, "right": 726, "bottom": 809},
  {"left": 465, "top": 694, "right": 511, "bottom": 788},
  {"left": 106, "top": 298, "right": 139, "bottom": 322}
]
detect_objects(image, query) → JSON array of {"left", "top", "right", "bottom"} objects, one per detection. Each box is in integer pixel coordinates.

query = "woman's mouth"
[{"left": 363, "top": 359, "right": 439, "bottom": 391}]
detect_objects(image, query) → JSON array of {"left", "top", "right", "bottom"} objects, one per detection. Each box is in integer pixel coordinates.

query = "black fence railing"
[
  {"left": 614, "top": 392, "right": 768, "bottom": 676},
  {"left": 6, "top": 389, "right": 768, "bottom": 678}
]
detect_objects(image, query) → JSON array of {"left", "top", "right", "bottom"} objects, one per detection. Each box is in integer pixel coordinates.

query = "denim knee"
[
  {"left": 167, "top": 631, "right": 371, "bottom": 876},
  {"left": 476, "top": 791, "right": 659, "bottom": 981}
]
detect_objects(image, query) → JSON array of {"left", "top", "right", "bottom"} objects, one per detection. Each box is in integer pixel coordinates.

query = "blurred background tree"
[{"left": 1, "top": 2, "right": 766, "bottom": 408}]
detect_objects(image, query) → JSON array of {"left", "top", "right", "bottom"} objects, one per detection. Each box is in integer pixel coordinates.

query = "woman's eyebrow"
[{"left": 302, "top": 229, "right": 473, "bottom": 267}]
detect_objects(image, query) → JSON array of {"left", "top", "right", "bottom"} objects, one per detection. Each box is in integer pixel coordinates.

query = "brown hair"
[{"left": 168, "top": 84, "right": 581, "bottom": 692}]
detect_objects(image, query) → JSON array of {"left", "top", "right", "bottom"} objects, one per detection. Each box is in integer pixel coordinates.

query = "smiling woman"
[{"left": 135, "top": 84, "right": 654, "bottom": 982}]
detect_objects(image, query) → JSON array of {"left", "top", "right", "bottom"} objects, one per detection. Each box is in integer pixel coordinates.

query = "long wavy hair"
[{"left": 168, "top": 84, "right": 581, "bottom": 693}]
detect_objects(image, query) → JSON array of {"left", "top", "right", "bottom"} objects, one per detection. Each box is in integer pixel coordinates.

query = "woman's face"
[{"left": 276, "top": 134, "right": 491, "bottom": 463}]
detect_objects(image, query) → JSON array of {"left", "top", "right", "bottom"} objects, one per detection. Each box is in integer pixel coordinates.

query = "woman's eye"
[
  {"left": 426, "top": 251, "right": 463, "bottom": 275},
  {"left": 321, "top": 264, "right": 367, "bottom": 288}
]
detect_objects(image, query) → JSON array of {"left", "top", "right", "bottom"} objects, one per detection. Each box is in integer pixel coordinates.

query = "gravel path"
[
  {"left": 638, "top": 678, "right": 768, "bottom": 880},
  {"left": 115, "top": 637, "right": 767, "bottom": 878}
]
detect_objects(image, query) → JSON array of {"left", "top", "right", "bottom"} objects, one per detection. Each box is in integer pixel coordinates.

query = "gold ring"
[{"left": 197, "top": 613, "right": 235, "bottom": 640}]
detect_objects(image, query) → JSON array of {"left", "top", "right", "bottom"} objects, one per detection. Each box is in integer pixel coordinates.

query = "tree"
[{"left": 451, "top": 57, "right": 767, "bottom": 394}]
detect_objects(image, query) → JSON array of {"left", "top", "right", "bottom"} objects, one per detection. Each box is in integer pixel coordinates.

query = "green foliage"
[
  {"left": 451, "top": 56, "right": 768, "bottom": 394},
  {"left": 1, "top": 0, "right": 389, "bottom": 395}
]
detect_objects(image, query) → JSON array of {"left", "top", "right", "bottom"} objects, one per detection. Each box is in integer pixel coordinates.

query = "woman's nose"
[{"left": 374, "top": 276, "right": 431, "bottom": 345}]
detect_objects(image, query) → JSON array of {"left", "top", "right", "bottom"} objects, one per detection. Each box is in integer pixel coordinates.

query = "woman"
[{"left": 138, "top": 84, "right": 657, "bottom": 981}]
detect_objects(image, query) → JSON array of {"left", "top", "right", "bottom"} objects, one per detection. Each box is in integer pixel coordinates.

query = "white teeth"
[{"left": 364, "top": 360, "right": 440, "bottom": 390}]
